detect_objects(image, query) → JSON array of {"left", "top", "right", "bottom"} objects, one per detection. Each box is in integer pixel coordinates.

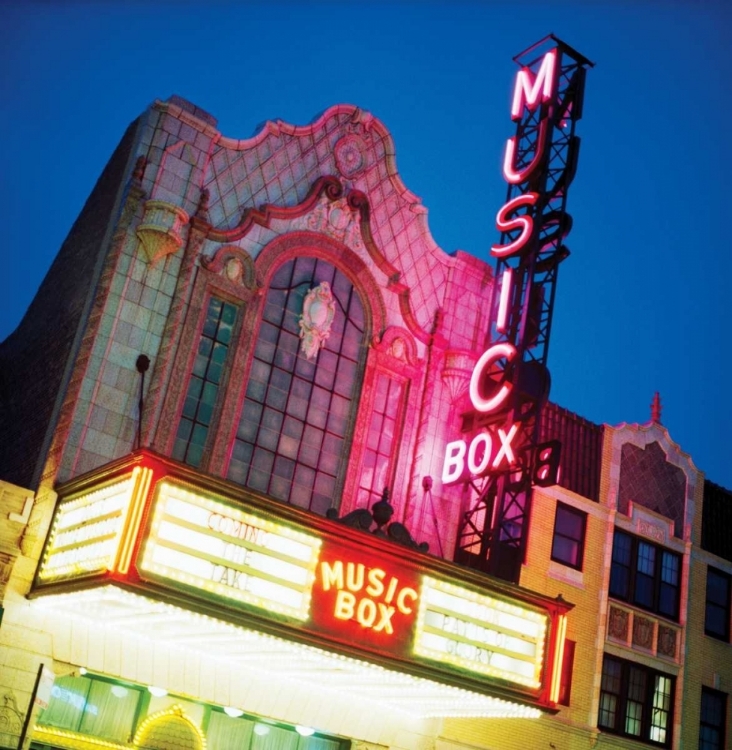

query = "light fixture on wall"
[
  {"left": 253, "top": 724, "right": 270, "bottom": 736},
  {"left": 223, "top": 706, "right": 244, "bottom": 718},
  {"left": 147, "top": 686, "right": 168, "bottom": 697},
  {"left": 295, "top": 725, "right": 315, "bottom": 737}
]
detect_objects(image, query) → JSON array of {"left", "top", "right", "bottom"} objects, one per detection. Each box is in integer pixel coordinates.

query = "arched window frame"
[
  {"left": 154, "top": 246, "right": 257, "bottom": 469},
  {"left": 339, "top": 326, "right": 421, "bottom": 520},
  {"left": 207, "top": 231, "right": 387, "bottom": 515}
]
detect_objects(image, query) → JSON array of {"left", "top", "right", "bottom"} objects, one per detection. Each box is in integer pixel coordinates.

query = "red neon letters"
[
  {"left": 491, "top": 193, "right": 539, "bottom": 257},
  {"left": 510, "top": 49, "right": 557, "bottom": 120},
  {"left": 442, "top": 423, "right": 520, "bottom": 485},
  {"left": 441, "top": 48, "right": 558, "bottom": 484}
]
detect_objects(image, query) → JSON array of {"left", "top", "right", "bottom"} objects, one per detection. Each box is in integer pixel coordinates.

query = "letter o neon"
[{"left": 468, "top": 432, "right": 493, "bottom": 475}]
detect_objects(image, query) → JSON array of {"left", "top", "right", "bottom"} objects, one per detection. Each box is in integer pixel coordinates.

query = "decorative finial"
[{"left": 651, "top": 391, "right": 662, "bottom": 424}]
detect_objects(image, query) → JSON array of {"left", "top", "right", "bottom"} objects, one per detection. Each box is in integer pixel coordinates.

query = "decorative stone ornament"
[
  {"left": 136, "top": 199, "right": 189, "bottom": 265},
  {"left": 298, "top": 281, "right": 336, "bottom": 360},
  {"left": 441, "top": 350, "right": 478, "bottom": 403}
]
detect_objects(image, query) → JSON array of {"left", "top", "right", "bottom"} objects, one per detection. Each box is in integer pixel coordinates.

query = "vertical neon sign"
[{"left": 452, "top": 37, "right": 593, "bottom": 583}]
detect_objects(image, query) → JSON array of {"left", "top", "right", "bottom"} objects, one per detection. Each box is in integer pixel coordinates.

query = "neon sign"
[
  {"left": 320, "top": 560, "right": 418, "bottom": 634},
  {"left": 310, "top": 539, "right": 421, "bottom": 651},
  {"left": 453, "top": 38, "right": 591, "bottom": 578},
  {"left": 443, "top": 40, "right": 590, "bottom": 500}
]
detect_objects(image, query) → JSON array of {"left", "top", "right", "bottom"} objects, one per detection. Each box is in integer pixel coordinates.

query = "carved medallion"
[
  {"left": 299, "top": 282, "right": 336, "bottom": 360},
  {"left": 608, "top": 605, "right": 629, "bottom": 641},
  {"left": 632, "top": 615, "right": 654, "bottom": 650},
  {"left": 657, "top": 625, "right": 677, "bottom": 658},
  {"left": 335, "top": 134, "right": 366, "bottom": 177}
]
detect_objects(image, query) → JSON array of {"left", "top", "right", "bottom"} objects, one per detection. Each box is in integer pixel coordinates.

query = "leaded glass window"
[
  {"left": 228, "top": 257, "right": 365, "bottom": 515},
  {"left": 174, "top": 296, "right": 237, "bottom": 467},
  {"left": 357, "top": 374, "right": 405, "bottom": 508}
]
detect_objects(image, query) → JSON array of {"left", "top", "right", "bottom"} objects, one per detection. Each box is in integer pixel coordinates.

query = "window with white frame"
[
  {"left": 609, "top": 530, "right": 681, "bottom": 620},
  {"left": 598, "top": 654, "right": 674, "bottom": 746},
  {"left": 550, "top": 502, "right": 586, "bottom": 570}
]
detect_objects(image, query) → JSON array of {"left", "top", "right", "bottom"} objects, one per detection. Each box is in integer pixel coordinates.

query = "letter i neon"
[{"left": 496, "top": 268, "right": 513, "bottom": 333}]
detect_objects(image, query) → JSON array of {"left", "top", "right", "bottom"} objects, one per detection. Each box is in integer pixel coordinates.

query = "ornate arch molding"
[
  {"left": 253, "top": 230, "right": 387, "bottom": 342},
  {"left": 372, "top": 326, "right": 420, "bottom": 368},
  {"left": 199, "top": 175, "right": 432, "bottom": 344},
  {"left": 609, "top": 421, "right": 698, "bottom": 542},
  {"left": 200, "top": 244, "right": 257, "bottom": 290},
  {"left": 133, "top": 705, "right": 206, "bottom": 750}
]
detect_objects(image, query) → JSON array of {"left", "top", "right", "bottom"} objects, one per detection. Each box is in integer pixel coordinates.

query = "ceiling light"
[
  {"left": 147, "top": 686, "right": 167, "bottom": 697},
  {"left": 295, "top": 725, "right": 315, "bottom": 737}
]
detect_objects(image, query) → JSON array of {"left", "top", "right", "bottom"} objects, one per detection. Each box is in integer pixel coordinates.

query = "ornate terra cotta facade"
[{"left": 0, "top": 96, "right": 730, "bottom": 750}]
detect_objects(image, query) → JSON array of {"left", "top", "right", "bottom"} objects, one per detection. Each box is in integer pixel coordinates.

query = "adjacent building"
[{"left": 0, "top": 91, "right": 729, "bottom": 750}]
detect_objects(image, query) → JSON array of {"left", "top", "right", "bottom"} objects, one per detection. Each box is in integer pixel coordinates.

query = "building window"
[
  {"left": 609, "top": 530, "right": 681, "bottom": 620},
  {"left": 705, "top": 567, "right": 731, "bottom": 641},
  {"left": 700, "top": 688, "right": 727, "bottom": 750},
  {"left": 38, "top": 674, "right": 142, "bottom": 744},
  {"left": 357, "top": 374, "right": 406, "bottom": 508},
  {"left": 598, "top": 654, "right": 674, "bottom": 746},
  {"left": 551, "top": 503, "right": 586, "bottom": 569},
  {"left": 173, "top": 296, "right": 238, "bottom": 467},
  {"left": 227, "top": 257, "right": 365, "bottom": 515}
]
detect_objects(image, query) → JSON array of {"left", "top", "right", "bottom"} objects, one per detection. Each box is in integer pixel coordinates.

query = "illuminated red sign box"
[{"left": 310, "top": 537, "right": 421, "bottom": 655}]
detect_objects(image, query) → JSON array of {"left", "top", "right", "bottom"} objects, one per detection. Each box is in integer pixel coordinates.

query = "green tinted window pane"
[
  {"left": 197, "top": 402, "right": 213, "bottom": 426},
  {"left": 186, "top": 443, "right": 204, "bottom": 467},
  {"left": 212, "top": 342, "right": 228, "bottom": 364},
  {"left": 191, "top": 424, "right": 208, "bottom": 446},
  {"left": 207, "top": 361, "right": 223, "bottom": 385},
  {"left": 182, "top": 396, "right": 198, "bottom": 419},
  {"left": 221, "top": 302, "right": 237, "bottom": 325},
  {"left": 192, "top": 353, "right": 209, "bottom": 378},
  {"left": 202, "top": 381, "right": 218, "bottom": 405}
]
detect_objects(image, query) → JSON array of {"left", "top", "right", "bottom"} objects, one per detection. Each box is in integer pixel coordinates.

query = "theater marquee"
[{"left": 32, "top": 450, "right": 571, "bottom": 712}]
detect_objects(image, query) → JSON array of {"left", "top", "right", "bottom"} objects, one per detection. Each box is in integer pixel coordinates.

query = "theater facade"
[{"left": 1, "top": 40, "right": 730, "bottom": 750}]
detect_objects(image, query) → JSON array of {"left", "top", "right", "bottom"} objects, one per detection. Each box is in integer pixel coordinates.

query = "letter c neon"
[{"left": 469, "top": 343, "right": 516, "bottom": 413}]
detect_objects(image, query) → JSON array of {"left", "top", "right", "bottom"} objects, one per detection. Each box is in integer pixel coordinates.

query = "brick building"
[{"left": 0, "top": 95, "right": 729, "bottom": 750}]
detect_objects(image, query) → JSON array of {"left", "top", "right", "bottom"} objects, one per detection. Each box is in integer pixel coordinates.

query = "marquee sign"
[
  {"left": 37, "top": 476, "right": 137, "bottom": 583},
  {"left": 138, "top": 480, "right": 321, "bottom": 620},
  {"left": 415, "top": 576, "right": 546, "bottom": 688},
  {"left": 32, "top": 451, "right": 571, "bottom": 709}
]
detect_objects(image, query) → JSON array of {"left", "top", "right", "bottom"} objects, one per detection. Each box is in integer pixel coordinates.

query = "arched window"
[{"left": 227, "top": 256, "right": 366, "bottom": 515}]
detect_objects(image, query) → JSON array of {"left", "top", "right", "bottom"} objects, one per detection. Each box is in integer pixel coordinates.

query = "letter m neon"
[
  {"left": 320, "top": 560, "right": 343, "bottom": 592},
  {"left": 511, "top": 49, "right": 557, "bottom": 121}
]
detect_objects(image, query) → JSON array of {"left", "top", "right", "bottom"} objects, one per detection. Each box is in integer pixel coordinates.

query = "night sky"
[{"left": 2, "top": 2, "right": 730, "bottom": 488}]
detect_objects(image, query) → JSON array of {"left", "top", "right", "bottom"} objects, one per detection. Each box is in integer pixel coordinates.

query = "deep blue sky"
[{"left": 2, "top": 2, "right": 730, "bottom": 488}]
